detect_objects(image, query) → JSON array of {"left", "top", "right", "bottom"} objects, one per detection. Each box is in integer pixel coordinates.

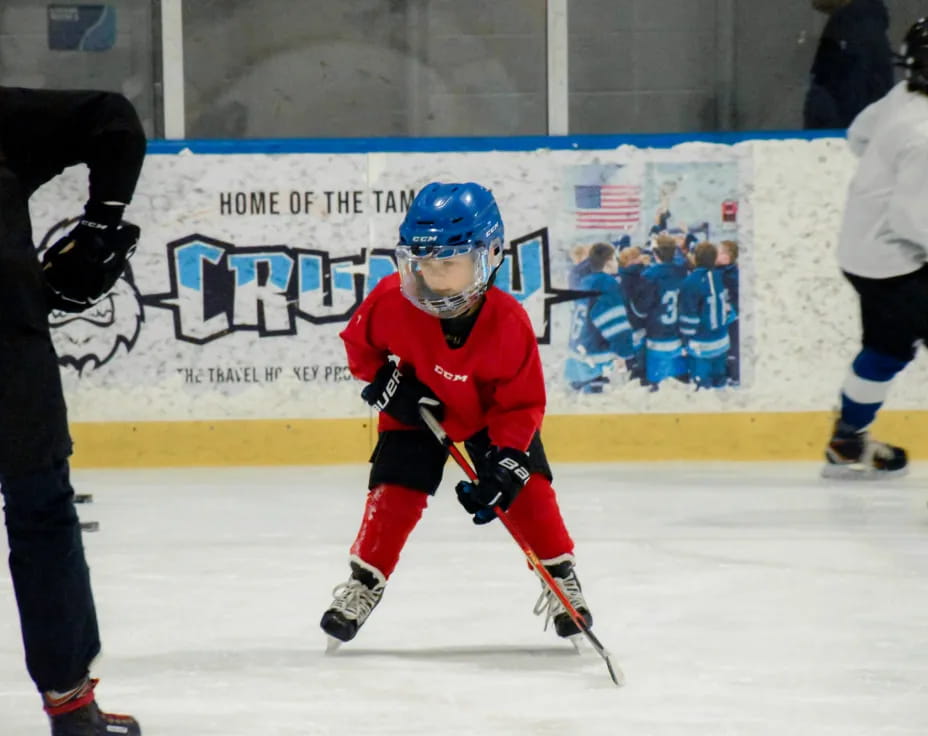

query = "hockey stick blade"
[
  {"left": 419, "top": 405, "right": 625, "bottom": 687},
  {"left": 581, "top": 628, "right": 624, "bottom": 686}
]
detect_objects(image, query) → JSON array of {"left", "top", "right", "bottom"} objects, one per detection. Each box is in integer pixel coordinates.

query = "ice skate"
[
  {"left": 822, "top": 422, "right": 907, "bottom": 479},
  {"left": 533, "top": 556, "right": 593, "bottom": 640},
  {"left": 320, "top": 559, "right": 386, "bottom": 648},
  {"left": 44, "top": 678, "right": 140, "bottom": 736}
]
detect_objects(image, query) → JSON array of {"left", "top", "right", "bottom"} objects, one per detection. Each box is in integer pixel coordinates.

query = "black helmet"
[{"left": 896, "top": 17, "right": 928, "bottom": 94}]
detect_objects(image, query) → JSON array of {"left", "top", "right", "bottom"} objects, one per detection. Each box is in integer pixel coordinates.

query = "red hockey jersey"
[{"left": 340, "top": 274, "right": 545, "bottom": 451}]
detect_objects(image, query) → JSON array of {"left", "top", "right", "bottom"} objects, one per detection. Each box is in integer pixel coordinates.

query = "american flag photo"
[{"left": 574, "top": 184, "right": 641, "bottom": 230}]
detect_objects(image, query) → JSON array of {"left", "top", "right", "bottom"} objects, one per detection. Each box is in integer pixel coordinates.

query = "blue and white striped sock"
[{"left": 838, "top": 348, "right": 909, "bottom": 434}]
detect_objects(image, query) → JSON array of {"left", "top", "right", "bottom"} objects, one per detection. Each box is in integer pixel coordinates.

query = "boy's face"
[
  {"left": 603, "top": 254, "right": 619, "bottom": 275},
  {"left": 716, "top": 248, "right": 732, "bottom": 266},
  {"left": 417, "top": 253, "right": 476, "bottom": 295}
]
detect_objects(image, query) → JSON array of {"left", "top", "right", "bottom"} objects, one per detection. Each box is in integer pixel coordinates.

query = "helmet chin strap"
[{"left": 485, "top": 242, "right": 505, "bottom": 289}]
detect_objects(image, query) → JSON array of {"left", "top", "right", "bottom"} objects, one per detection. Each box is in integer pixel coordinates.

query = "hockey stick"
[{"left": 418, "top": 405, "right": 624, "bottom": 687}]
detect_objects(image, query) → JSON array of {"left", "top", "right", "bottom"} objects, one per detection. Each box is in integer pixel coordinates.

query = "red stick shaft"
[
  {"left": 445, "top": 442, "right": 589, "bottom": 633},
  {"left": 420, "top": 406, "right": 623, "bottom": 686}
]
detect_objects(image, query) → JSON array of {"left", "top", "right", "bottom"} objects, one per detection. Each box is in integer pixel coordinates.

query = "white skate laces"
[
  {"left": 328, "top": 578, "right": 383, "bottom": 625},
  {"left": 533, "top": 569, "right": 586, "bottom": 631}
]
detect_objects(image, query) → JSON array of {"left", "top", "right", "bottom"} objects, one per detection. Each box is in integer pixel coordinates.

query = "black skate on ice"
[
  {"left": 320, "top": 559, "right": 386, "bottom": 648},
  {"left": 44, "top": 678, "right": 140, "bottom": 736},
  {"left": 822, "top": 421, "right": 907, "bottom": 480},
  {"left": 533, "top": 557, "right": 593, "bottom": 639}
]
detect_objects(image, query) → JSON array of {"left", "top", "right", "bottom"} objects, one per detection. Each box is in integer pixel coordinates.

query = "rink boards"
[
  {"left": 27, "top": 133, "right": 928, "bottom": 467},
  {"left": 67, "top": 410, "right": 928, "bottom": 466}
]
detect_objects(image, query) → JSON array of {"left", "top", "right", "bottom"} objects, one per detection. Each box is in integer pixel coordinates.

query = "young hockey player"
[
  {"left": 320, "top": 182, "right": 594, "bottom": 646},
  {"left": 633, "top": 235, "right": 689, "bottom": 389},
  {"left": 564, "top": 242, "right": 634, "bottom": 393},
  {"left": 716, "top": 240, "right": 740, "bottom": 386},
  {"left": 823, "top": 18, "right": 928, "bottom": 478},
  {"left": 0, "top": 87, "right": 145, "bottom": 735},
  {"left": 679, "top": 242, "right": 736, "bottom": 390}
]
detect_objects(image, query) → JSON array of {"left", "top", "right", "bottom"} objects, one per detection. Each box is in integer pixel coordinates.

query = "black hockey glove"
[
  {"left": 42, "top": 202, "right": 140, "bottom": 313},
  {"left": 360, "top": 361, "right": 443, "bottom": 427},
  {"left": 455, "top": 447, "right": 531, "bottom": 525}
]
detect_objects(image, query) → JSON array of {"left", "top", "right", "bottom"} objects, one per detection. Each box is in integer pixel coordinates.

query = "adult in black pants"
[{"left": 0, "top": 87, "right": 145, "bottom": 736}]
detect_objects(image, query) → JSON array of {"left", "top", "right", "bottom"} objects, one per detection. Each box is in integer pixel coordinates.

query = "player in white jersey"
[{"left": 823, "top": 17, "right": 928, "bottom": 478}]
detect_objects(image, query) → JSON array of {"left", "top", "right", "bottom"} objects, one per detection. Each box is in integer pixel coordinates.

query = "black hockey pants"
[
  {"left": 1, "top": 461, "right": 101, "bottom": 692},
  {"left": 1, "top": 164, "right": 94, "bottom": 691}
]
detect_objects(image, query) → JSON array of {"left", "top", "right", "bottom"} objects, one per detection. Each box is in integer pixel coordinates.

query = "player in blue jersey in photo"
[
  {"left": 679, "top": 242, "right": 736, "bottom": 389},
  {"left": 565, "top": 243, "right": 633, "bottom": 393},
  {"left": 716, "top": 240, "right": 740, "bottom": 386},
  {"left": 617, "top": 245, "right": 649, "bottom": 383},
  {"left": 632, "top": 235, "right": 689, "bottom": 389}
]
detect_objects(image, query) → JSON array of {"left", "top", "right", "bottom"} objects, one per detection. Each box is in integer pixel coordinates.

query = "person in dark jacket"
[
  {"left": 804, "top": 0, "right": 894, "bottom": 128},
  {"left": 0, "top": 87, "right": 145, "bottom": 736}
]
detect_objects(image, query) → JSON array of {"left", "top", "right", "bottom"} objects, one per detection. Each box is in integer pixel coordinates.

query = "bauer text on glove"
[{"left": 360, "top": 361, "right": 444, "bottom": 426}]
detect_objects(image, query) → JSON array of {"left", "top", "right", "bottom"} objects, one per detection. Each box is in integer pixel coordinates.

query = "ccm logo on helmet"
[
  {"left": 411, "top": 235, "right": 439, "bottom": 243},
  {"left": 435, "top": 364, "right": 468, "bottom": 382}
]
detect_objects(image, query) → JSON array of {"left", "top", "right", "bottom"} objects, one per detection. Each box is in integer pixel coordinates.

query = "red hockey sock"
[
  {"left": 43, "top": 678, "right": 97, "bottom": 716},
  {"left": 349, "top": 484, "right": 429, "bottom": 578},
  {"left": 506, "top": 475, "right": 574, "bottom": 561}
]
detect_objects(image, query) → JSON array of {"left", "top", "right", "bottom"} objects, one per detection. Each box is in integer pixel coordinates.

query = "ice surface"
[{"left": 2, "top": 462, "right": 927, "bottom": 735}]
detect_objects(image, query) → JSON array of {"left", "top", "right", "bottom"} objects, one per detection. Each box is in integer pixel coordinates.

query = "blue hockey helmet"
[{"left": 396, "top": 182, "right": 505, "bottom": 318}]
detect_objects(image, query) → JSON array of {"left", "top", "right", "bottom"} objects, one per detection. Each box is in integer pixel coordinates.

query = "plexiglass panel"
[
  {"left": 182, "top": 0, "right": 548, "bottom": 138},
  {"left": 3, "top": 0, "right": 927, "bottom": 138},
  {"left": 0, "top": 1, "right": 158, "bottom": 137},
  {"left": 567, "top": 0, "right": 922, "bottom": 134}
]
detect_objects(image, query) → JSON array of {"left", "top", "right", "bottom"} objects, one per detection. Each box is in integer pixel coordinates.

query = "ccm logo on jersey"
[{"left": 434, "top": 364, "right": 468, "bottom": 382}]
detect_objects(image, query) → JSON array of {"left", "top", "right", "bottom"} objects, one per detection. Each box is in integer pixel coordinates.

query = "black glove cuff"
[{"left": 83, "top": 200, "right": 125, "bottom": 228}]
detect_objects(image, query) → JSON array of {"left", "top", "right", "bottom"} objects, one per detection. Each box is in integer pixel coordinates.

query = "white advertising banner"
[{"left": 29, "top": 138, "right": 925, "bottom": 425}]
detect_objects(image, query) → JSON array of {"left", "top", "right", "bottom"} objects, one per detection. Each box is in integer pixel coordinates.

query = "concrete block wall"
[{"left": 2, "top": 1, "right": 927, "bottom": 137}]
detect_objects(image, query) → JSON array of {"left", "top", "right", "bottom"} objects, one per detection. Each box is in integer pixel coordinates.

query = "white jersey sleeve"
[
  {"left": 837, "top": 82, "right": 928, "bottom": 278},
  {"left": 888, "top": 140, "right": 928, "bottom": 257},
  {"left": 847, "top": 99, "right": 881, "bottom": 157}
]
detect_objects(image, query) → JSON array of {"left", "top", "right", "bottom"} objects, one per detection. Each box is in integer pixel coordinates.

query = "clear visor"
[{"left": 396, "top": 244, "right": 493, "bottom": 318}]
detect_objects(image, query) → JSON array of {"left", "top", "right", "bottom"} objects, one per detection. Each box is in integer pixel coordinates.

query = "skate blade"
[
  {"left": 821, "top": 464, "right": 909, "bottom": 481},
  {"left": 324, "top": 636, "right": 343, "bottom": 654},
  {"left": 566, "top": 634, "right": 583, "bottom": 654}
]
